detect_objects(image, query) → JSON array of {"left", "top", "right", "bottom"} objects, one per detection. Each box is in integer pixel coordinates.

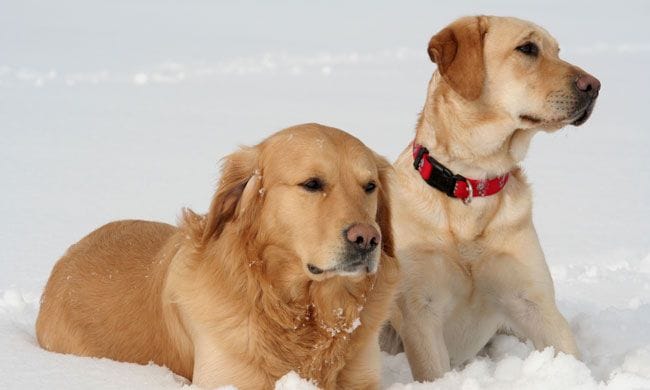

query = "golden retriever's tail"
[{"left": 379, "top": 322, "right": 404, "bottom": 354}]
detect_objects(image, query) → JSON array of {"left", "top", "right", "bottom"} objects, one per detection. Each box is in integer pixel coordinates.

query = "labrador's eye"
[
  {"left": 516, "top": 42, "right": 539, "bottom": 57},
  {"left": 364, "top": 182, "right": 377, "bottom": 194},
  {"left": 301, "top": 178, "right": 324, "bottom": 192}
]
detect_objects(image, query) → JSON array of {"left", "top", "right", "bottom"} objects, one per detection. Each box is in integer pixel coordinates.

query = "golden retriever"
[
  {"left": 36, "top": 123, "right": 400, "bottom": 389},
  {"left": 380, "top": 16, "right": 601, "bottom": 381}
]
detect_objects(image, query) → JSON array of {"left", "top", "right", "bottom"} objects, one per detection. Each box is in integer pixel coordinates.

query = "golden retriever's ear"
[
  {"left": 375, "top": 155, "right": 395, "bottom": 258},
  {"left": 428, "top": 16, "right": 488, "bottom": 101},
  {"left": 202, "top": 146, "right": 261, "bottom": 243}
]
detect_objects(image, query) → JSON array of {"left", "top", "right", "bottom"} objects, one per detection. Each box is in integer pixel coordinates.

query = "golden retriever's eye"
[
  {"left": 516, "top": 42, "right": 539, "bottom": 57},
  {"left": 301, "top": 178, "right": 324, "bottom": 192},
  {"left": 364, "top": 182, "right": 377, "bottom": 194}
]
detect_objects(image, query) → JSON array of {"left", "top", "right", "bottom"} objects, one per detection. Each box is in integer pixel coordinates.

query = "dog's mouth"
[
  {"left": 519, "top": 114, "right": 542, "bottom": 124},
  {"left": 569, "top": 98, "right": 597, "bottom": 126},
  {"left": 307, "top": 257, "right": 377, "bottom": 278},
  {"left": 519, "top": 97, "right": 597, "bottom": 128},
  {"left": 338, "top": 258, "right": 376, "bottom": 275}
]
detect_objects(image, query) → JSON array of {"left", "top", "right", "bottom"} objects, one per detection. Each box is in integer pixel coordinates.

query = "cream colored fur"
[{"left": 382, "top": 16, "right": 599, "bottom": 382}]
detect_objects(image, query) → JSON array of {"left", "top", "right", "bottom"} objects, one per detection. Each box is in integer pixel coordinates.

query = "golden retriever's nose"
[
  {"left": 345, "top": 224, "right": 380, "bottom": 253},
  {"left": 575, "top": 74, "right": 601, "bottom": 97}
]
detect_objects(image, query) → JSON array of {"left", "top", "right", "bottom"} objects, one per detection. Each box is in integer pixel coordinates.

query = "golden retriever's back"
[{"left": 36, "top": 220, "right": 192, "bottom": 377}]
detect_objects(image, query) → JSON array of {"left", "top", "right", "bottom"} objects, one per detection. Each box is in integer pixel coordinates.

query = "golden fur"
[
  {"left": 36, "top": 123, "right": 400, "bottom": 389},
  {"left": 381, "top": 16, "right": 600, "bottom": 381}
]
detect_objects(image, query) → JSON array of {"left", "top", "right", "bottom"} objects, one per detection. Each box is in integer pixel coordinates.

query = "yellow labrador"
[{"left": 381, "top": 16, "right": 600, "bottom": 382}]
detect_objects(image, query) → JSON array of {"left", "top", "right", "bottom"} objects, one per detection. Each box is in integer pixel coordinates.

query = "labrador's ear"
[
  {"left": 374, "top": 155, "right": 395, "bottom": 258},
  {"left": 201, "top": 146, "right": 261, "bottom": 243},
  {"left": 428, "top": 16, "right": 488, "bottom": 101}
]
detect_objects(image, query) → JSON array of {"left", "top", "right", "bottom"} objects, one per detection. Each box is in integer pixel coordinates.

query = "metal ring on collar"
[{"left": 462, "top": 179, "right": 473, "bottom": 205}]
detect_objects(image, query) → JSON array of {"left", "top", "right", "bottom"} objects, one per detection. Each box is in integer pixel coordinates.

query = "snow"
[
  {"left": 274, "top": 372, "right": 318, "bottom": 390},
  {"left": 1, "top": 0, "right": 649, "bottom": 389},
  {"left": 346, "top": 318, "right": 362, "bottom": 334}
]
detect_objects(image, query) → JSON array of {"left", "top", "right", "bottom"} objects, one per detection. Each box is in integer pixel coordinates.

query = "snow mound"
[
  {"left": 386, "top": 348, "right": 598, "bottom": 390},
  {"left": 383, "top": 346, "right": 650, "bottom": 390},
  {"left": 274, "top": 371, "right": 319, "bottom": 390}
]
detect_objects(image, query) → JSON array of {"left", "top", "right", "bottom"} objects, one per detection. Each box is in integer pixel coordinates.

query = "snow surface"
[{"left": 1, "top": 0, "right": 650, "bottom": 389}]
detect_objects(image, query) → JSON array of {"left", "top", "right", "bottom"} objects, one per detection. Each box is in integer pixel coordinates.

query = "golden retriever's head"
[
  {"left": 427, "top": 16, "right": 600, "bottom": 134},
  {"left": 199, "top": 123, "right": 394, "bottom": 282}
]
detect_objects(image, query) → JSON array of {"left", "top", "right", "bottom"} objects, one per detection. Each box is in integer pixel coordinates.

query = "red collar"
[{"left": 412, "top": 143, "right": 510, "bottom": 204}]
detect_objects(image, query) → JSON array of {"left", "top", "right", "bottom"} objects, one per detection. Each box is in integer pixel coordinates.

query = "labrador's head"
[
  {"left": 198, "top": 123, "right": 393, "bottom": 282},
  {"left": 428, "top": 16, "right": 600, "bottom": 133}
]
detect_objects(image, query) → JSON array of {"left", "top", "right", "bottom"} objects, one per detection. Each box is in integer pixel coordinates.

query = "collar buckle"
[{"left": 413, "top": 145, "right": 427, "bottom": 171}]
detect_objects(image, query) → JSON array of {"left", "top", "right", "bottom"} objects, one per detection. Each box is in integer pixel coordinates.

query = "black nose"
[
  {"left": 345, "top": 223, "right": 380, "bottom": 253},
  {"left": 575, "top": 74, "right": 601, "bottom": 98}
]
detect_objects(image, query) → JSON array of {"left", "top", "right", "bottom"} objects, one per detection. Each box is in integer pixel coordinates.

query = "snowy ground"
[{"left": 2, "top": 0, "right": 650, "bottom": 389}]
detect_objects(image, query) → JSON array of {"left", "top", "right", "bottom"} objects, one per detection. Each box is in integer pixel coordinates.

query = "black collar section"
[{"left": 413, "top": 145, "right": 465, "bottom": 198}]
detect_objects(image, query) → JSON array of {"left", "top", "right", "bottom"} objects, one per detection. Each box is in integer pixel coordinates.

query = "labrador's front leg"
[
  {"left": 476, "top": 231, "right": 579, "bottom": 358},
  {"left": 396, "top": 292, "right": 451, "bottom": 382}
]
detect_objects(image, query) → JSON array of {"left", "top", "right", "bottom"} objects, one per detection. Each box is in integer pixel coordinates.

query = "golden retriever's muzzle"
[
  {"left": 570, "top": 73, "right": 601, "bottom": 126},
  {"left": 307, "top": 223, "right": 381, "bottom": 276},
  {"left": 339, "top": 223, "right": 381, "bottom": 274}
]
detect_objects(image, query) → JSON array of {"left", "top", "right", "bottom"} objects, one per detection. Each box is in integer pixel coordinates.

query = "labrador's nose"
[
  {"left": 575, "top": 74, "right": 601, "bottom": 97},
  {"left": 345, "top": 223, "right": 380, "bottom": 252}
]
